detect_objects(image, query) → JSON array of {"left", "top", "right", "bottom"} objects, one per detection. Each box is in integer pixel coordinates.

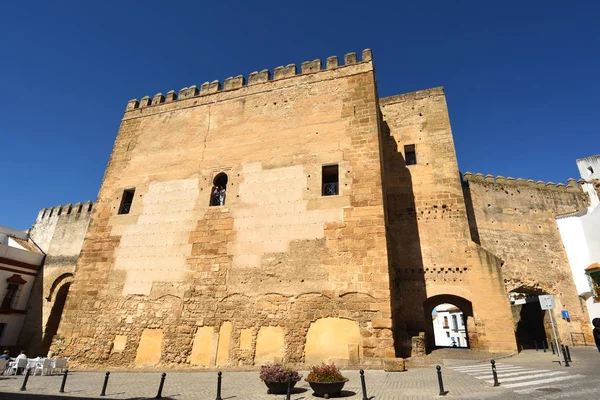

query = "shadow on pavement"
[{"left": 0, "top": 395, "right": 171, "bottom": 400}]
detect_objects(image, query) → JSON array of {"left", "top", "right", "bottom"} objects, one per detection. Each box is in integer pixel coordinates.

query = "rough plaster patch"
[
  {"left": 239, "top": 328, "right": 252, "bottom": 350},
  {"left": 190, "top": 326, "right": 213, "bottom": 366},
  {"left": 229, "top": 163, "right": 343, "bottom": 268},
  {"left": 216, "top": 322, "right": 232, "bottom": 366},
  {"left": 112, "top": 335, "right": 127, "bottom": 353},
  {"left": 114, "top": 178, "right": 199, "bottom": 295},
  {"left": 134, "top": 329, "right": 163, "bottom": 366},
  {"left": 305, "top": 318, "right": 360, "bottom": 364},
  {"left": 255, "top": 326, "right": 285, "bottom": 364}
]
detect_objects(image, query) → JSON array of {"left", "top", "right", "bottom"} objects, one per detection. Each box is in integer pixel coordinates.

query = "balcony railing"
[
  {"left": 119, "top": 203, "right": 132, "bottom": 215},
  {"left": 322, "top": 183, "right": 338, "bottom": 196}
]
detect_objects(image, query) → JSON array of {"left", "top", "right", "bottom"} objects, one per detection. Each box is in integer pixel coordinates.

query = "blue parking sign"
[{"left": 561, "top": 310, "right": 570, "bottom": 319}]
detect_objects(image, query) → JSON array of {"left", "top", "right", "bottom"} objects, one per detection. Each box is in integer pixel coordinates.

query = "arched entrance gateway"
[
  {"left": 509, "top": 289, "right": 549, "bottom": 351},
  {"left": 41, "top": 275, "right": 74, "bottom": 355},
  {"left": 423, "top": 295, "right": 474, "bottom": 352}
]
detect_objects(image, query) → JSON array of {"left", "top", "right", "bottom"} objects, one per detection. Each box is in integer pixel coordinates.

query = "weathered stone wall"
[
  {"left": 19, "top": 202, "right": 93, "bottom": 355},
  {"left": 463, "top": 174, "right": 593, "bottom": 343},
  {"left": 52, "top": 50, "right": 397, "bottom": 368},
  {"left": 380, "top": 87, "right": 517, "bottom": 356}
]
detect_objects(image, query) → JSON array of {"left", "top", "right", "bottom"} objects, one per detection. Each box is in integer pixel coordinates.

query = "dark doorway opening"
[
  {"left": 515, "top": 298, "right": 547, "bottom": 350},
  {"left": 41, "top": 283, "right": 70, "bottom": 356}
]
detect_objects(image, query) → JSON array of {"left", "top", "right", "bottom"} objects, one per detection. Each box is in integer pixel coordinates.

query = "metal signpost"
[
  {"left": 539, "top": 295, "right": 563, "bottom": 364},
  {"left": 562, "top": 310, "right": 573, "bottom": 345}
]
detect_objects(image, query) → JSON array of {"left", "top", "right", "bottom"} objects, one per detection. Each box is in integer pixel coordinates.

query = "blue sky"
[{"left": 1, "top": 1, "right": 598, "bottom": 229}]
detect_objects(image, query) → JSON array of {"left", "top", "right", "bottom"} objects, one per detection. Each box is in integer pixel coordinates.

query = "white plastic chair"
[
  {"left": 33, "top": 358, "right": 52, "bottom": 376},
  {"left": 48, "top": 358, "right": 57, "bottom": 375},
  {"left": 6, "top": 358, "right": 27, "bottom": 375},
  {"left": 53, "top": 358, "right": 67, "bottom": 374},
  {"left": 26, "top": 358, "right": 38, "bottom": 375}
]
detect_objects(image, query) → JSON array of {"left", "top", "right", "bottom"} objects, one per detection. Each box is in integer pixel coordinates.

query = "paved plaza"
[{"left": 0, "top": 348, "right": 598, "bottom": 399}]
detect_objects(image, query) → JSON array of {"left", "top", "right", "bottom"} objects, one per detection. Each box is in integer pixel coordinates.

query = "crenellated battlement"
[
  {"left": 36, "top": 201, "right": 94, "bottom": 222},
  {"left": 461, "top": 172, "right": 588, "bottom": 193},
  {"left": 124, "top": 49, "right": 373, "bottom": 112}
]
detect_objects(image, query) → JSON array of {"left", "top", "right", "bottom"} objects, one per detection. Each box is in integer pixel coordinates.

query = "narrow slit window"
[
  {"left": 1, "top": 283, "right": 19, "bottom": 309},
  {"left": 322, "top": 165, "right": 339, "bottom": 196},
  {"left": 118, "top": 189, "right": 135, "bottom": 215},
  {"left": 405, "top": 144, "right": 417, "bottom": 165},
  {"left": 210, "top": 173, "right": 228, "bottom": 206}
]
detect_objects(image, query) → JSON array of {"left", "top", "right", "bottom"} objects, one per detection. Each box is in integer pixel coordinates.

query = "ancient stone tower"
[{"left": 43, "top": 49, "right": 591, "bottom": 367}]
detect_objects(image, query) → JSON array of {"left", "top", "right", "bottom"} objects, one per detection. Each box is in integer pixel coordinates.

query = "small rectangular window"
[
  {"left": 322, "top": 165, "right": 339, "bottom": 196},
  {"left": 404, "top": 144, "right": 417, "bottom": 165},
  {"left": 1, "top": 283, "right": 19, "bottom": 309},
  {"left": 118, "top": 188, "right": 135, "bottom": 215}
]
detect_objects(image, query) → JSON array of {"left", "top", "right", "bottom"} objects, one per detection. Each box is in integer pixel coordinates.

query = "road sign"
[
  {"left": 539, "top": 295, "right": 556, "bottom": 310},
  {"left": 562, "top": 310, "right": 570, "bottom": 319},
  {"left": 539, "top": 294, "right": 563, "bottom": 364}
]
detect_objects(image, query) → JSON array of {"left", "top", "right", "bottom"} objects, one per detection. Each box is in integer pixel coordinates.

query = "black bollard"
[
  {"left": 436, "top": 365, "right": 446, "bottom": 396},
  {"left": 561, "top": 345, "right": 570, "bottom": 367},
  {"left": 59, "top": 369, "right": 69, "bottom": 393},
  {"left": 100, "top": 371, "right": 110, "bottom": 396},
  {"left": 550, "top": 341, "right": 555, "bottom": 355},
  {"left": 155, "top": 372, "right": 166, "bottom": 399},
  {"left": 360, "top": 369, "right": 368, "bottom": 400},
  {"left": 215, "top": 371, "right": 223, "bottom": 400},
  {"left": 534, "top": 340, "right": 538, "bottom": 351},
  {"left": 20, "top": 368, "right": 31, "bottom": 391},
  {"left": 286, "top": 371, "right": 292, "bottom": 400},
  {"left": 542, "top": 340, "right": 547, "bottom": 353},
  {"left": 491, "top": 360, "right": 500, "bottom": 387},
  {"left": 565, "top": 345, "right": 572, "bottom": 363}
]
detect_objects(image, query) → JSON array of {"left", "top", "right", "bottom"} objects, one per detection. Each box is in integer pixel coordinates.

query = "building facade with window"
[
  {"left": 432, "top": 304, "right": 468, "bottom": 348},
  {"left": 27, "top": 49, "right": 596, "bottom": 368},
  {"left": 556, "top": 155, "right": 600, "bottom": 325},
  {"left": 0, "top": 226, "right": 44, "bottom": 349}
]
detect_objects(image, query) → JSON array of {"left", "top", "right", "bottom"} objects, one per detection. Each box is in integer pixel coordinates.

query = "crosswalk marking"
[
  {"left": 483, "top": 371, "right": 568, "bottom": 384},
  {"left": 472, "top": 369, "right": 550, "bottom": 379},
  {"left": 465, "top": 367, "right": 526, "bottom": 375},
  {"left": 450, "top": 363, "right": 506, "bottom": 371},
  {"left": 453, "top": 365, "right": 518, "bottom": 371},
  {"left": 450, "top": 363, "right": 586, "bottom": 395},
  {"left": 502, "top": 374, "right": 584, "bottom": 389}
]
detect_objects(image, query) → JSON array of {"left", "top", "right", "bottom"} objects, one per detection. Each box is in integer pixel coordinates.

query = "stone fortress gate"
[{"left": 23, "top": 49, "right": 593, "bottom": 368}]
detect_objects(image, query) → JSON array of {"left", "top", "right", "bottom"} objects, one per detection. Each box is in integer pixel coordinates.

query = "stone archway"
[
  {"left": 423, "top": 294, "right": 474, "bottom": 353},
  {"left": 509, "top": 288, "right": 550, "bottom": 351},
  {"left": 46, "top": 273, "right": 74, "bottom": 303},
  {"left": 41, "top": 275, "right": 73, "bottom": 355}
]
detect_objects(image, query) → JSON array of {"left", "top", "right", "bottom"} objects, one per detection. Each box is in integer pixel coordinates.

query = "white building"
[
  {"left": 432, "top": 303, "right": 468, "bottom": 347},
  {"left": 556, "top": 155, "right": 600, "bottom": 325},
  {"left": 0, "top": 225, "right": 44, "bottom": 348}
]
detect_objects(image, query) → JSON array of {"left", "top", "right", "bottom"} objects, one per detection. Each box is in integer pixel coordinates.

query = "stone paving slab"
[
  {"left": 2, "top": 349, "right": 598, "bottom": 400},
  {"left": 0, "top": 368, "right": 513, "bottom": 400}
]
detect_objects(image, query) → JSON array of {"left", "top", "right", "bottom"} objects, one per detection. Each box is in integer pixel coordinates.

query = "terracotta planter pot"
[
  {"left": 306, "top": 378, "right": 349, "bottom": 398},
  {"left": 263, "top": 380, "right": 297, "bottom": 394}
]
